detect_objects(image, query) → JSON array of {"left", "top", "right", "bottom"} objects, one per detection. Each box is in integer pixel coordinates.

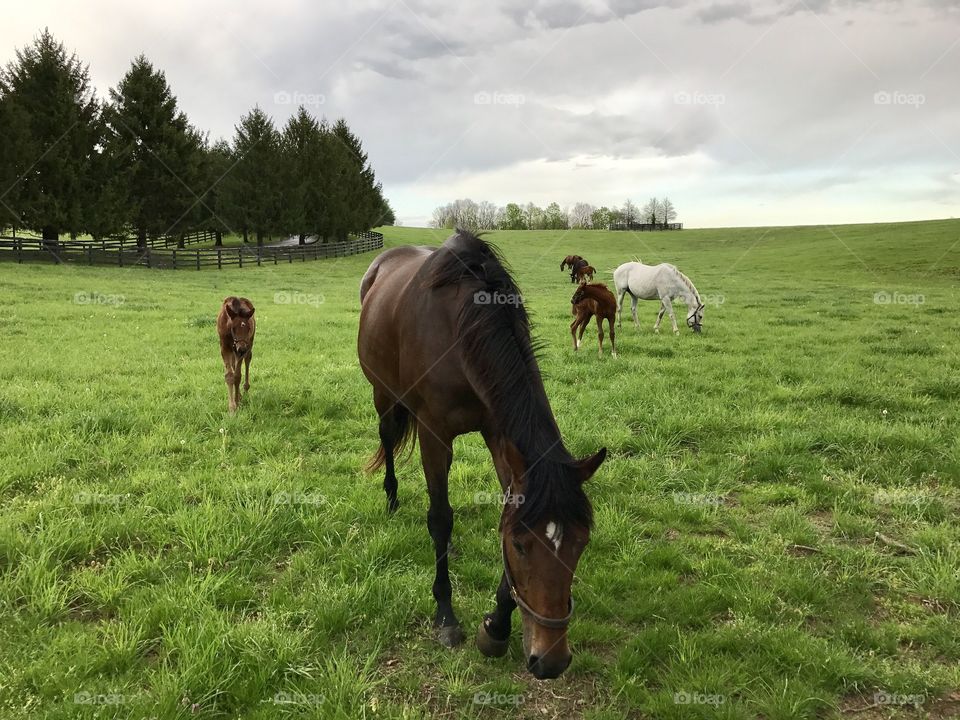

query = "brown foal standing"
[
  {"left": 574, "top": 264, "right": 596, "bottom": 283},
  {"left": 571, "top": 283, "right": 617, "bottom": 358},
  {"left": 216, "top": 297, "right": 256, "bottom": 413}
]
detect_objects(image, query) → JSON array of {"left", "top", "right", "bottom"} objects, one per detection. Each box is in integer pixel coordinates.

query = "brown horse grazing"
[
  {"left": 560, "top": 254, "right": 588, "bottom": 283},
  {"left": 359, "top": 230, "right": 606, "bottom": 680},
  {"left": 571, "top": 283, "right": 617, "bottom": 358},
  {"left": 574, "top": 264, "right": 596, "bottom": 283},
  {"left": 216, "top": 297, "right": 255, "bottom": 413}
]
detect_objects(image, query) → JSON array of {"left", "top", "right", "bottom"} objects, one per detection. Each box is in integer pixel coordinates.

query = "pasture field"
[{"left": 0, "top": 220, "right": 958, "bottom": 719}]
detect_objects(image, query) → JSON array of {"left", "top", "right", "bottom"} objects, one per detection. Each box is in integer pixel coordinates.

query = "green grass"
[{"left": 0, "top": 220, "right": 958, "bottom": 719}]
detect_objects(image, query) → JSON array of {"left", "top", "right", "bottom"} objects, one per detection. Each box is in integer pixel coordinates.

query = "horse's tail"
[{"left": 365, "top": 404, "right": 417, "bottom": 473}]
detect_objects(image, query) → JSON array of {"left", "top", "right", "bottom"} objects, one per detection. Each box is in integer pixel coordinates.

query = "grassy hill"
[{"left": 0, "top": 219, "right": 957, "bottom": 719}]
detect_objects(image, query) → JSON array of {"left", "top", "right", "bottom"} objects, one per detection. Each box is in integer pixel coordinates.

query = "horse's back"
[{"left": 359, "top": 245, "right": 434, "bottom": 305}]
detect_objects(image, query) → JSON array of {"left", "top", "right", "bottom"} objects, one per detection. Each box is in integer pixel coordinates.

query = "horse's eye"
[{"left": 512, "top": 539, "right": 526, "bottom": 556}]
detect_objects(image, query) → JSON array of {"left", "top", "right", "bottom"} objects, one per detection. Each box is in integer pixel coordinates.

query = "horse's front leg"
[
  {"left": 654, "top": 303, "right": 665, "bottom": 333},
  {"left": 221, "top": 349, "right": 238, "bottom": 413},
  {"left": 661, "top": 296, "right": 679, "bottom": 334},
  {"left": 243, "top": 351, "right": 252, "bottom": 392},
  {"left": 477, "top": 431, "right": 518, "bottom": 657},
  {"left": 477, "top": 572, "right": 516, "bottom": 657},
  {"left": 420, "top": 428, "right": 464, "bottom": 647}
]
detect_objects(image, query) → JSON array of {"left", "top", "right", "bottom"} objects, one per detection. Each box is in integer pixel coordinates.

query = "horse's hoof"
[
  {"left": 476, "top": 622, "right": 509, "bottom": 657},
  {"left": 386, "top": 498, "right": 399, "bottom": 514},
  {"left": 437, "top": 624, "right": 465, "bottom": 648}
]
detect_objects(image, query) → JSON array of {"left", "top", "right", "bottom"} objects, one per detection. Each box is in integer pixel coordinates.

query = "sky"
[{"left": 2, "top": 0, "right": 959, "bottom": 228}]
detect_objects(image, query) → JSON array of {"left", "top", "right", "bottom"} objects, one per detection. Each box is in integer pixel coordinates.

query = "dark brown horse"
[
  {"left": 571, "top": 283, "right": 617, "bottom": 358},
  {"left": 359, "top": 230, "right": 605, "bottom": 679},
  {"left": 560, "top": 254, "right": 588, "bottom": 283},
  {"left": 217, "top": 296, "right": 255, "bottom": 413}
]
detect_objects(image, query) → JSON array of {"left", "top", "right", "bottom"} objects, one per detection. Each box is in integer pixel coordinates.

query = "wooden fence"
[
  {"left": 609, "top": 222, "right": 683, "bottom": 231},
  {"left": 0, "top": 229, "right": 218, "bottom": 251},
  {"left": 0, "top": 231, "right": 384, "bottom": 269}
]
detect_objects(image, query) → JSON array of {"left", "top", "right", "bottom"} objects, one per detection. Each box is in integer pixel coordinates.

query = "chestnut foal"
[
  {"left": 573, "top": 264, "right": 596, "bottom": 283},
  {"left": 571, "top": 283, "right": 617, "bottom": 358},
  {"left": 216, "top": 297, "right": 256, "bottom": 413}
]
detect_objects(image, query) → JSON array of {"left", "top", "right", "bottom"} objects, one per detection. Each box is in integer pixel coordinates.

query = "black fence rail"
[
  {"left": 0, "top": 231, "right": 384, "bottom": 269},
  {"left": 609, "top": 222, "right": 683, "bottom": 231},
  {"left": 0, "top": 229, "right": 218, "bottom": 250}
]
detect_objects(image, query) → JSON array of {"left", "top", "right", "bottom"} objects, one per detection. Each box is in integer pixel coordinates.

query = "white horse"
[{"left": 613, "top": 261, "right": 704, "bottom": 334}]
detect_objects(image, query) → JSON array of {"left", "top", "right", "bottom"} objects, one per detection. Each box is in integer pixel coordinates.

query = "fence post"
[
  {"left": 88, "top": 246, "right": 93, "bottom": 265},
  {"left": 238, "top": 249, "right": 243, "bottom": 268},
  {"left": 196, "top": 250, "right": 200, "bottom": 270},
  {"left": 172, "top": 249, "right": 177, "bottom": 270},
  {"left": 256, "top": 246, "right": 261, "bottom": 266},
  {"left": 217, "top": 248, "right": 222, "bottom": 270}
]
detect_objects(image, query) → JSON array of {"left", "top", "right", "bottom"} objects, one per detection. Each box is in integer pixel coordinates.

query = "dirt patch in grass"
[
  {"left": 376, "top": 648, "right": 612, "bottom": 719},
  {"left": 835, "top": 690, "right": 960, "bottom": 719}
]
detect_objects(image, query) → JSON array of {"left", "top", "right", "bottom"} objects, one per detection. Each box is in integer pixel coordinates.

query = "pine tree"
[
  {"left": 280, "top": 107, "right": 324, "bottom": 244},
  {"left": 197, "top": 139, "right": 233, "bottom": 246},
  {"left": 0, "top": 90, "right": 32, "bottom": 233},
  {"left": 376, "top": 193, "right": 395, "bottom": 226},
  {"left": 103, "top": 55, "right": 205, "bottom": 248},
  {"left": 222, "top": 107, "right": 281, "bottom": 245},
  {"left": 330, "top": 118, "right": 381, "bottom": 238},
  {"left": 0, "top": 29, "right": 100, "bottom": 242}
]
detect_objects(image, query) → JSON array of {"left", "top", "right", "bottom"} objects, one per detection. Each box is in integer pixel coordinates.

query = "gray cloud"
[{"left": 1, "top": 0, "right": 957, "bottom": 226}]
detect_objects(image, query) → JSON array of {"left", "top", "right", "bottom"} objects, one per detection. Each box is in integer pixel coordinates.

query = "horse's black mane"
[{"left": 423, "top": 229, "right": 592, "bottom": 532}]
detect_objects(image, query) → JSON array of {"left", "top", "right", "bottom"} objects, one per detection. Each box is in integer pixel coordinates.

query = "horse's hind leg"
[
  {"left": 609, "top": 316, "right": 617, "bottom": 358},
  {"left": 595, "top": 315, "right": 604, "bottom": 357},
  {"left": 420, "top": 427, "right": 464, "bottom": 647},
  {"left": 375, "top": 395, "right": 406, "bottom": 513},
  {"left": 630, "top": 295, "right": 640, "bottom": 328},
  {"left": 616, "top": 288, "right": 627, "bottom": 327},
  {"left": 577, "top": 315, "right": 590, "bottom": 349}
]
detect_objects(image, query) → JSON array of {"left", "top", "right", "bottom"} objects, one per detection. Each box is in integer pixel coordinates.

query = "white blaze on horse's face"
[{"left": 545, "top": 521, "right": 563, "bottom": 552}]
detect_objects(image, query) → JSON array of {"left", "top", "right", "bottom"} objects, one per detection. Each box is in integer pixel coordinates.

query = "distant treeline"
[
  {"left": 0, "top": 30, "right": 394, "bottom": 247},
  {"left": 431, "top": 197, "right": 677, "bottom": 231}
]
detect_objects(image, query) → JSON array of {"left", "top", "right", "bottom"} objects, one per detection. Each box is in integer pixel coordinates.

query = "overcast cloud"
[{"left": 3, "top": 0, "right": 959, "bottom": 226}]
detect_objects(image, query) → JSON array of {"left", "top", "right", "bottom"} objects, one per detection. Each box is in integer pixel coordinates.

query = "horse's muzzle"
[{"left": 235, "top": 346, "right": 248, "bottom": 356}]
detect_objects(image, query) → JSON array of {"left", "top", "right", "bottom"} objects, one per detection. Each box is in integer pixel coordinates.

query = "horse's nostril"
[{"left": 527, "top": 655, "right": 540, "bottom": 671}]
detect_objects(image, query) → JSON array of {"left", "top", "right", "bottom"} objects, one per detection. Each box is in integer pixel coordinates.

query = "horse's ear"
[
  {"left": 574, "top": 447, "right": 606, "bottom": 484},
  {"left": 223, "top": 297, "right": 238, "bottom": 318}
]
